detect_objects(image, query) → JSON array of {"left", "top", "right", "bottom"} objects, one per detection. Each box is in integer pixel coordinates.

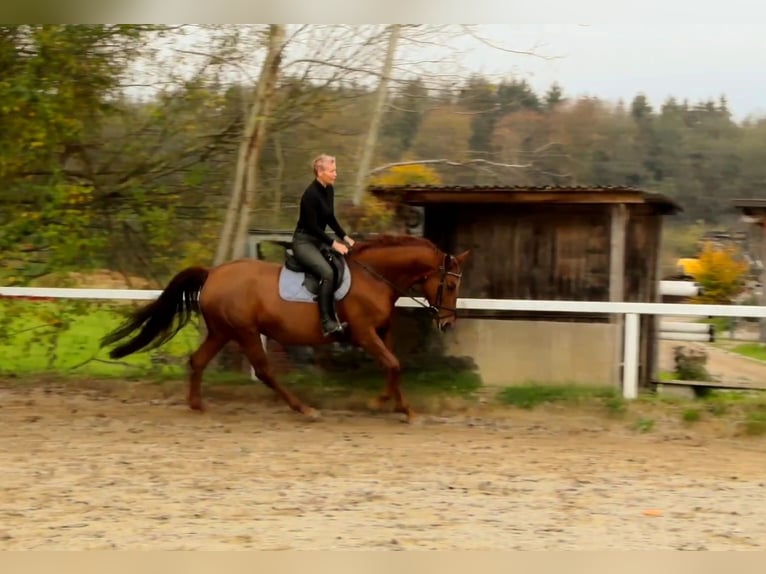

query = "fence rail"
[{"left": 2, "top": 286, "right": 766, "bottom": 399}]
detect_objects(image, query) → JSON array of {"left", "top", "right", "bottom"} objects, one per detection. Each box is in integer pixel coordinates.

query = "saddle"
[{"left": 283, "top": 242, "right": 347, "bottom": 297}]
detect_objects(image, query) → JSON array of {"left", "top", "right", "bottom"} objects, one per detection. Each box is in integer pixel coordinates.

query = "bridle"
[
  {"left": 348, "top": 250, "right": 462, "bottom": 320},
  {"left": 431, "top": 253, "right": 463, "bottom": 320}
]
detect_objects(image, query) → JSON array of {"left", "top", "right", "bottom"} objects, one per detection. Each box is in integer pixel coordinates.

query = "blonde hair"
[{"left": 312, "top": 154, "right": 335, "bottom": 176}]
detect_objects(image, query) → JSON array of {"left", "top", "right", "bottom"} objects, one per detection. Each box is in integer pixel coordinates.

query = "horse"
[{"left": 100, "top": 234, "right": 470, "bottom": 423}]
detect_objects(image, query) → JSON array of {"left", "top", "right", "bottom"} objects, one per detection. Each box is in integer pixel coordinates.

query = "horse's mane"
[{"left": 348, "top": 234, "right": 439, "bottom": 258}]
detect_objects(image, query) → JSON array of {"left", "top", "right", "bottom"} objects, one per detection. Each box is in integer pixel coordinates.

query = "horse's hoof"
[
  {"left": 367, "top": 397, "right": 389, "bottom": 411},
  {"left": 301, "top": 407, "right": 322, "bottom": 421},
  {"left": 188, "top": 398, "right": 206, "bottom": 412},
  {"left": 397, "top": 409, "right": 418, "bottom": 425}
]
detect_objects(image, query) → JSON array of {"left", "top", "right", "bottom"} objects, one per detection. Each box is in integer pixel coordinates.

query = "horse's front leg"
[
  {"left": 367, "top": 326, "right": 396, "bottom": 410},
  {"left": 358, "top": 326, "right": 414, "bottom": 423}
]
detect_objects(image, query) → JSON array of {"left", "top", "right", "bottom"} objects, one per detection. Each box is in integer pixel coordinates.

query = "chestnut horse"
[{"left": 101, "top": 234, "right": 470, "bottom": 423}]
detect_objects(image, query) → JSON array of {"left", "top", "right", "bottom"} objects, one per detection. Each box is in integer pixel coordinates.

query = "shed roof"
[
  {"left": 732, "top": 198, "right": 766, "bottom": 216},
  {"left": 367, "top": 184, "right": 682, "bottom": 214}
]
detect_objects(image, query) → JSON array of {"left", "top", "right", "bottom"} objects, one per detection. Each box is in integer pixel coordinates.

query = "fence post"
[{"left": 623, "top": 313, "right": 640, "bottom": 399}]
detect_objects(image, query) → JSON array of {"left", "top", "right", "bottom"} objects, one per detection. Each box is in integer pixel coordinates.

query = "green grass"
[
  {"left": 657, "top": 369, "right": 676, "bottom": 382},
  {"left": 0, "top": 299, "right": 200, "bottom": 378},
  {"left": 280, "top": 367, "right": 482, "bottom": 408},
  {"left": 0, "top": 299, "right": 482, "bottom": 398},
  {"left": 729, "top": 343, "right": 766, "bottom": 362},
  {"left": 631, "top": 417, "right": 655, "bottom": 433},
  {"left": 681, "top": 408, "right": 701, "bottom": 423},
  {"left": 496, "top": 382, "right": 619, "bottom": 409}
]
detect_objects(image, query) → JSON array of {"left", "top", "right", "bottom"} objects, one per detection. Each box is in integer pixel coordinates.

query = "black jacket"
[{"left": 294, "top": 179, "right": 348, "bottom": 246}]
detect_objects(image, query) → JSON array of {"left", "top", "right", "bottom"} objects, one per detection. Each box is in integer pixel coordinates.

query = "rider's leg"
[{"left": 292, "top": 235, "right": 344, "bottom": 337}]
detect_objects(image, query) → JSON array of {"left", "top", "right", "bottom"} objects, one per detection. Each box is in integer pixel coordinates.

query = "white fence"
[
  {"left": 658, "top": 320, "right": 715, "bottom": 342},
  {"left": 2, "top": 286, "right": 766, "bottom": 400}
]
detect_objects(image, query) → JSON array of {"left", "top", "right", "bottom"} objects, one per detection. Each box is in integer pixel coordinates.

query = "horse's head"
[
  {"left": 421, "top": 249, "right": 471, "bottom": 332},
  {"left": 349, "top": 234, "right": 471, "bottom": 331}
]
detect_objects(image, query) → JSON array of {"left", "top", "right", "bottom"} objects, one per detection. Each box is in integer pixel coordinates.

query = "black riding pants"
[{"left": 292, "top": 232, "right": 334, "bottom": 283}]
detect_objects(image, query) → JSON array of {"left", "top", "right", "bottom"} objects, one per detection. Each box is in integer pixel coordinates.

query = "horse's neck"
[{"left": 355, "top": 246, "right": 438, "bottom": 285}]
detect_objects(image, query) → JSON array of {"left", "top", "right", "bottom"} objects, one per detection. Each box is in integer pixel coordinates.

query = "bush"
[{"left": 691, "top": 241, "right": 749, "bottom": 304}]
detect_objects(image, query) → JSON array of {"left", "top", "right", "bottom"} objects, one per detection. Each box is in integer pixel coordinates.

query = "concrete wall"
[{"left": 443, "top": 318, "right": 620, "bottom": 387}]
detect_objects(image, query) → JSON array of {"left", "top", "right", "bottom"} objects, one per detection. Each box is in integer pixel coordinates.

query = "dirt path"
[
  {"left": 1, "top": 379, "right": 765, "bottom": 550},
  {"left": 659, "top": 339, "right": 766, "bottom": 386}
]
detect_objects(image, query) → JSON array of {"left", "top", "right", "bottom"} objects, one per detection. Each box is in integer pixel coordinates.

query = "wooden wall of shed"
[
  {"left": 422, "top": 201, "right": 665, "bottom": 388},
  {"left": 426, "top": 203, "right": 613, "bottom": 301}
]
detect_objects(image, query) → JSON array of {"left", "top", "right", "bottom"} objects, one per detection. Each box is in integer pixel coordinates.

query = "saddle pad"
[{"left": 277, "top": 259, "right": 352, "bottom": 303}]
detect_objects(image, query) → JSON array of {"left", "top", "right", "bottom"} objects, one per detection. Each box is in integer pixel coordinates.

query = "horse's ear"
[{"left": 455, "top": 250, "right": 471, "bottom": 264}]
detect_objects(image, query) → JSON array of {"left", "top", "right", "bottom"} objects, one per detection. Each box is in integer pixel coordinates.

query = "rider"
[{"left": 291, "top": 154, "right": 355, "bottom": 337}]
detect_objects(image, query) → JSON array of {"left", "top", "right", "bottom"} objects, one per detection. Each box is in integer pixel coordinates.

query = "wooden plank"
[
  {"left": 660, "top": 379, "right": 766, "bottom": 391},
  {"left": 393, "top": 191, "right": 649, "bottom": 205}
]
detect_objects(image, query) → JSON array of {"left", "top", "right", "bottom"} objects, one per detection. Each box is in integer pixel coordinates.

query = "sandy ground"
[{"left": 1, "top": 378, "right": 765, "bottom": 550}]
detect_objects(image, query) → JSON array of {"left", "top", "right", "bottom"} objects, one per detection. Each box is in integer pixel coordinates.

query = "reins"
[{"left": 340, "top": 247, "right": 460, "bottom": 319}]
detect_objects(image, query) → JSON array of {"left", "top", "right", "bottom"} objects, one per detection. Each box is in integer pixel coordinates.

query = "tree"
[
  {"left": 213, "top": 25, "right": 287, "bottom": 264},
  {"left": 352, "top": 24, "right": 401, "bottom": 206},
  {"left": 691, "top": 241, "right": 749, "bottom": 304}
]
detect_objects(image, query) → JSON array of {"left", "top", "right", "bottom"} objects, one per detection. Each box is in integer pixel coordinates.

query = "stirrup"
[
  {"left": 321, "top": 320, "right": 347, "bottom": 337},
  {"left": 322, "top": 322, "right": 345, "bottom": 336}
]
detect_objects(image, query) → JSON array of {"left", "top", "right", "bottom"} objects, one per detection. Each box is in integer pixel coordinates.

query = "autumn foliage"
[
  {"left": 690, "top": 241, "right": 749, "bottom": 304},
  {"left": 339, "top": 164, "right": 442, "bottom": 233}
]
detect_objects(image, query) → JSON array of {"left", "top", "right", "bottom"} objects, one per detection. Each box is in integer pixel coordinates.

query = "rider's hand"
[
  {"left": 344, "top": 236, "right": 355, "bottom": 247},
  {"left": 332, "top": 240, "right": 349, "bottom": 255}
]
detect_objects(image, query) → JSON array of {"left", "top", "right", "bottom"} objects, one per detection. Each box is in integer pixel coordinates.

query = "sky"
[
  {"left": 124, "top": 6, "right": 766, "bottom": 124},
  {"left": 457, "top": 22, "right": 766, "bottom": 122}
]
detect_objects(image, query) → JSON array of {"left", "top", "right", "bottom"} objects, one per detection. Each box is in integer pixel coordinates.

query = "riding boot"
[{"left": 318, "top": 278, "right": 345, "bottom": 337}]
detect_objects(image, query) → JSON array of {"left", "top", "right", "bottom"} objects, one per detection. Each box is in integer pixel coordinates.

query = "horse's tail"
[{"left": 101, "top": 266, "right": 209, "bottom": 359}]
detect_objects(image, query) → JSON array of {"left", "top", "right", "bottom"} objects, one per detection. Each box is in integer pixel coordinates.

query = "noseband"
[{"left": 431, "top": 253, "right": 462, "bottom": 320}]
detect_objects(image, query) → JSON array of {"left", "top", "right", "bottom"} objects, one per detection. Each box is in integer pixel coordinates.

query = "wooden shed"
[{"left": 368, "top": 184, "right": 682, "bottom": 388}]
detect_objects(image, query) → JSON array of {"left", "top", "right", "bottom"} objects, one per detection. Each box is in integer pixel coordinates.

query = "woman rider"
[{"left": 291, "top": 154, "right": 355, "bottom": 337}]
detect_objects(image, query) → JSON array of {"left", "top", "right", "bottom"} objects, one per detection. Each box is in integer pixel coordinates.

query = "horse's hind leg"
[
  {"left": 188, "top": 332, "right": 227, "bottom": 411},
  {"left": 238, "top": 330, "right": 320, "bottom": 420}
]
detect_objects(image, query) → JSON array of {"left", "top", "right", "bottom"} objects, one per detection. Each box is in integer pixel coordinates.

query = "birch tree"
[
  {"left": 351, "top": 24, "right": 401, "bottom": 206},
  {"left": 213, "top": 25, "right": 287, "bottom": 264}
]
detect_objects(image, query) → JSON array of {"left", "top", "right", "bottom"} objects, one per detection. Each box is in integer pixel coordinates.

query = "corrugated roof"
[
  {"left": 367, "top": 184, "right": 682, "bottom": 213},
  {"left": 369, "top": 184, "right": 644, "bottom": 192}
]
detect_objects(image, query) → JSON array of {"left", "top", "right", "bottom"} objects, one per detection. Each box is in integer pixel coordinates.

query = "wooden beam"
[
  {"left": 660, "top": 378, "right": 766, "bottom": 391},
  {"left": 374, "top": 191, "right": 650, "bottom": 205},
  {"left": 760, "top": 223, "right": 766, "bottom": 343},
  {"left": 609, "top": 204, "right": 628, "bottom": 387}
]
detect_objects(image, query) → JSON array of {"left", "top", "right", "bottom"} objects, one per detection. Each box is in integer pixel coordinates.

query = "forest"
[{"left": 2, "top": 24, "right": 765, "bottom": 286}]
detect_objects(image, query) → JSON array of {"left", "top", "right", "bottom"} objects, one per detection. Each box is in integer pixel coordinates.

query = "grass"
[
  {"left": 281, "top": 364, "right": 482, "bottom": 398},
  {"left": 631, "top": 418, "right": 656, "bottom": 433},
  {"left": 657, "top": 369, "right": 676, "bottom": 382},
  {"left": 681, "top": 408, "right": 701, "bottom": 423},
  {"left": 492, "top": 380, "right": 766, "bottom": 437},
  {"left": 728, "top": 343, "right": 766, "bottom": 362},
  {"left": 496, "top": 382, "right": 619, "bottom": 410},
  {"left": 0, "top": 298, "right": 483, "bottom": 402},
  {"left": 0, "top": 299, "right": 199, "bottom": 378}
]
